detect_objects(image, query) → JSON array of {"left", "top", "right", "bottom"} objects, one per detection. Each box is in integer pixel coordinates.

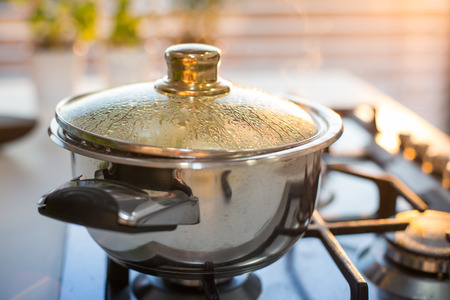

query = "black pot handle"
[{"left": 38, "top": 178, "right": 200, "bottom": 233}]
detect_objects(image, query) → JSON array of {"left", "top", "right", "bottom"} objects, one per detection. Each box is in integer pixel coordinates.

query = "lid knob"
[{"left": 155, "top": 44, "right": 231, "bottom": 96}]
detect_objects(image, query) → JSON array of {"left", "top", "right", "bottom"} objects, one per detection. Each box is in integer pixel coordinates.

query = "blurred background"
[
  {"left": 0, "top": 2, "right": 448, "bottom": 299},
  {"left": 0, "top": 0, "right": 449, "bottom": 133}
]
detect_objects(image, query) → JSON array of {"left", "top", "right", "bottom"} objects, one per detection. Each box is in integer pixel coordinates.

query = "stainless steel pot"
[{"left": 38, "top": 44, "right": 342, "bottom": 279}]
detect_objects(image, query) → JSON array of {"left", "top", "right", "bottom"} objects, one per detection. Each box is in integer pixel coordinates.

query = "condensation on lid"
[{"left": 56, "top": 82, "right": 319, "bottom": 152}]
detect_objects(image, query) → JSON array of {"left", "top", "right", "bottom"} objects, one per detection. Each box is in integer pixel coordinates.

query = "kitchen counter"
[
  {"left": 0, "top": 77, "right": 70, "bottom": 299},
  {"left": 0, "top": 70, "right": 448, "bottom": 300}
]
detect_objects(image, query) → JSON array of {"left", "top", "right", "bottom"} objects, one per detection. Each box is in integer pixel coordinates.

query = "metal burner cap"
[{"left": 385, "top": 210, "right": 450, "bottom": 276}]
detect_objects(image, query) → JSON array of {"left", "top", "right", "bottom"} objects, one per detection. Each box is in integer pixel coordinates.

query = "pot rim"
[{"left": 49, "top": 95, "right": 342, "bottom": 168}]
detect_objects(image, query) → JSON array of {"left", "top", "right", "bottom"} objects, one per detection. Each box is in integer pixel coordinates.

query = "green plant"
[
  {"left": 108, "top": 0, "right": 141, "bottom": 47},
  {"left": 27, "top": 0, "right": 97, "bottom": 49},
  {"left": 72, "top": 0, "right": 97, "bottom": 41}
]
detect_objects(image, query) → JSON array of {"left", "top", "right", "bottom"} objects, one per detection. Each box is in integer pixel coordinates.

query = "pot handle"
[{"left": 38, "top": 177, "right": 200, "bottom": 233}]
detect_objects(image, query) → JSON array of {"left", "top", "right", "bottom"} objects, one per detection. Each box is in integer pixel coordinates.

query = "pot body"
[{"left": 71, "top": 148, "right": 323, "bottom": 278}]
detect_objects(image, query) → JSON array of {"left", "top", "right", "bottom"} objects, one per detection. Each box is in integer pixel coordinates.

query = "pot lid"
[{"left": 55, "top": 44, "right": 321, "bottom": 158}]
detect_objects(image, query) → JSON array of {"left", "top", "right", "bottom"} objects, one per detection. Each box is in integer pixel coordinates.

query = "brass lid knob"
[{"left": 154, "top": 44, "right": 231, "bottom": 96}]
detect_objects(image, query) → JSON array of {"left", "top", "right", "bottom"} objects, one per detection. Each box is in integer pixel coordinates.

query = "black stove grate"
[{"left": 294, "top": 160, "right": 428, "bottom": 300}]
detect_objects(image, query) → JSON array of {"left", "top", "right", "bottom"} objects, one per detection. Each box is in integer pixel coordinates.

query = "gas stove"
[{"left": 57, "top": 99, "right": 450, "bottom": 300}]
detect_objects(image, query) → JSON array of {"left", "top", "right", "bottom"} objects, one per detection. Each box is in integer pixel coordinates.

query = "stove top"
[{"left": 57, "top": 104, "right": 450, "bottom": 300}]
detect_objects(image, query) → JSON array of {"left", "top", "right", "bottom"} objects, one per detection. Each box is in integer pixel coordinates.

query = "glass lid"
[{"left": 55, "top": 44, "right": 320, "bottom": 157}]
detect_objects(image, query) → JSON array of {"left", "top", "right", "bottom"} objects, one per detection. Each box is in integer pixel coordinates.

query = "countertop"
[
  {"left": 0, "top": 70, "right": 448, "bottom": 300},
  {"left": 0, "top": 77, "right": 69, "bottom": 299}
]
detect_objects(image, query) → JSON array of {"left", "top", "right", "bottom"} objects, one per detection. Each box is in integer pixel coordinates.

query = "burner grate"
[{"left": 301, "top": 160, "right": 428, "bottom": 300}]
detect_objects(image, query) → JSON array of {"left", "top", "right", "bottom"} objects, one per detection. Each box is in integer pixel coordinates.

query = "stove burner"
[
  {"left": 356, "top": 210, "right": 450, "bottom": 300},
  {"left": 385, "top": 210, "right": 450, "bottom": 277},
  {"left": 132, "top": 274, "right": 261, "bottom": 300}
]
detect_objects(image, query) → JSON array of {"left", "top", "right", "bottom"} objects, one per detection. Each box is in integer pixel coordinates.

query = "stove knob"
[
  {"left": 422, "top": 154, "right": 450, "bottom": 188},
  {"left": 398, "top": 133, "right": 412, "bottom": 152},
  {"left": 443, "top": 161, "right": 449, "bottom": 189},
  {"left": 412, "top": 143, "right": 429, "bottom": 163},
  {"left": 398, "top": 133, "right": 429, "bottom": 163},
  {"left": 398, "top": 133, "right": 449, "bottom": 188},
  {"left": 422, "top": 154, "right": 447, "bottom": 175}
]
